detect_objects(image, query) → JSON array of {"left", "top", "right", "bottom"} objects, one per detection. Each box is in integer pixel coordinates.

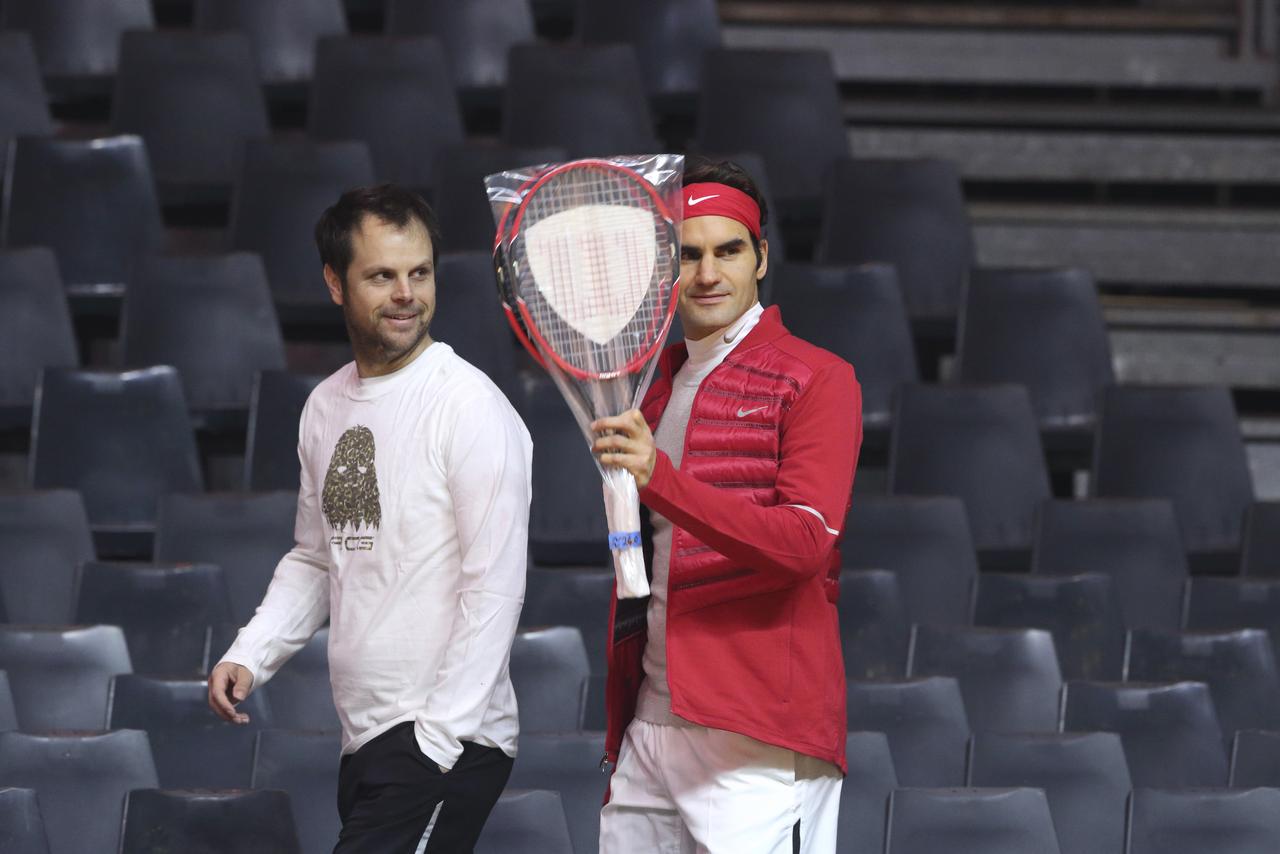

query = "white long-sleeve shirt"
[{"left": 220, "top": 342, "right": 532, "bottom": 768}]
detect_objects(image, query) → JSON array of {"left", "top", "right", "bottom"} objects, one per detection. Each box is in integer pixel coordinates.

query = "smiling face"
[
  {"left": 324, "top": 214, "right": 436, "bottom": 377},
  {"left": 677, "top": 214, "right": 768, "bottom": 341}
]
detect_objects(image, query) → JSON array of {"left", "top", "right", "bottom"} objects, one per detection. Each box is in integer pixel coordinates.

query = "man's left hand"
[{"left": 591, "top": 409, "right": 658, "bottom": 489}]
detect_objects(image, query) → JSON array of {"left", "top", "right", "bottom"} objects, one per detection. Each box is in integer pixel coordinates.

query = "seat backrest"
[
  {"left": 30, "top": 367, "right": 203, "bottom": 529},
  {"left": 0, "top": 672, "right": 17, "bottom": 731},
  {"left": 509, "top": 626, "right": 590, "bottom": 732},
  {"left": 0, "top": 490, "right": 94, "bottom": 623},
  {"left": 0, "top": 624, "right": 132, "bottom": 729},
  {"left": 3, "top": 135, "right": 164, "bottom": 289},
  {"left": 1032, "top": 498, "right": 1186, "bottom": 631},
  {"left": 385, "top": 0, "right": 535, "bottom": 90},
  {"left": 0, "top": 730, "right": 158, "bottom": 854},
  {"left": 244, "top": 371, "right": 324, "bottom": 492},
  {"left": 846, "top": 676, "right": 970, "bottom": 787},
  {"left": 841, "top": 495, "right": 978, "bottom": 627},
  {"left": 577, "top": 0, "right": 720, "bottom": 96},
  {"left": 0, "top": 248, "right": 78, "bottom": 413},
  {"left": 1060, "top": 680, "right": 1227, "bottom": 787},
  {"left": 251, "top": 729, "right": 342, "bottom": 854},
  {"left": 120, "top": 788, "right": 302, "bottom": 854},
  {"left": 193, "top": 0, "right": 346, "bottom": 84},
  {"left": 109, "top": 674, "right": 272, "bottom": 729},
  {"left": 1240, "top": 501, "right": 1280, "bottom": 577},
  {"left": 1126, "top": 787, "right": 1280, "bottom": 854},
  {"left": 1184, "top": 577, "right": 1280, "bottom": 666},
  {"left": 0, "top": 786, "right": 50, "bottom": 854},
  {"left": 120, "top": 253, "right": 286, "bottom": 410},
  {"left": 1093, "top": 385, "right": 1254, "bottom": 554},
  {"left": 956, "top": 267, "right": 1113, "bottom": 425},
  {"left": 431, "top": 145, "right": 564, "bottom": 253},
  {"left": 505, "top": 732, "right": 607, "bottom": 854},
  {"left": 1, "top": 0, "right": 153, "bottom": 78},
  {"left": 522, "top": 568, "right": 612, "bottom": 674},
  {"left": 1229, "top": 729, "right": 1280, "bottom": 787},
  {"left": 838, "top": 569, "right": 910, "bottom": 679},
  {"left": 258, "top": 628, "right": 341, "bottom": 731},
  {"left": 968, "top": 731, "right": 1130, "bottom": 854},
  {"left": 432, "top": 251, "right": 523, "bottom": 400},
  {"left": 839, "top": 731, "right": 897, "bottom": 854},
  {"left": 888, "top": 384, "right": 1050, "bottom": 552},
  {"left": 474, "top": 789, "right": 574, "bottom": 854},
  {"left": 816, "top": 157, "right": 973, "bottom": 321},
  {"left": 772, "top": 263, "right": 918, "bottom": 424},
  {"left": 885, "top": 787, "right": 1062, "bottom": 854},
  {"left": 908, "top": 624, "right": 1062, "bottom": 733},
  {"left": 0, "top": 32, "right": 54, "bottom": 146},
  {"left": 309, "top": 35, "right": 463, "bottom": 191}
]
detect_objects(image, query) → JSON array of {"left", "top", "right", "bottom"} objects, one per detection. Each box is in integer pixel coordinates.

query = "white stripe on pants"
[{"left": 599, "top": 719, "right": 842, "bottom": 854}]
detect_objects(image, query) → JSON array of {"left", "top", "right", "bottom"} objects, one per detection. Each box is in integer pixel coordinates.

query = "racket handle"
[{"left": 603, "top": 469, "right": 650, "bottom": 599}]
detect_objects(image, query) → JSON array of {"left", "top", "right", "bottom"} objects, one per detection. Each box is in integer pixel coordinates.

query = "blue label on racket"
[{"left": 609, "top": 531, "right": 642, "bottom": 550}]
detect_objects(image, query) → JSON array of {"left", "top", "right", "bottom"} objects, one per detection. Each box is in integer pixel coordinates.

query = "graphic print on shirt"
[{"left": 322, "top": 425, "right": 381, "bottom": 551}]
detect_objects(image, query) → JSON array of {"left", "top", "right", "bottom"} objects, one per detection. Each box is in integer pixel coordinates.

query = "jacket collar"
[{"left": 658, "top": 305, "right": 788, "bottom": 381}]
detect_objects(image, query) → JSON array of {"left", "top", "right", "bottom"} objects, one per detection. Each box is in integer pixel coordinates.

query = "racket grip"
[{"left": 602, "top": 469, "right": 650, "bottom": 599}]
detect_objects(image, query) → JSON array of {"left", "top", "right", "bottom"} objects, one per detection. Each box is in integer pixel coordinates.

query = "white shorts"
[{"left": 599, "top": 718, "right": 843, "bottom": 854}]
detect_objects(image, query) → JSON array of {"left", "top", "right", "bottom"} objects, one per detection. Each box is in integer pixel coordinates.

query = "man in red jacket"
[{"left": 590, "top": 158, "right": 862, "bottom": 853}]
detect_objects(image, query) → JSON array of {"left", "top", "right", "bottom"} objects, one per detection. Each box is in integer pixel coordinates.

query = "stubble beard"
[{"left": 345, "top": 307, "right": 432, "bottom": 372}]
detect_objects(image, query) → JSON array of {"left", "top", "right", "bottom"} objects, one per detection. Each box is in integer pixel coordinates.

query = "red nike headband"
[{"left": 682, "top": 182, "right": 761, "bottom": 240}]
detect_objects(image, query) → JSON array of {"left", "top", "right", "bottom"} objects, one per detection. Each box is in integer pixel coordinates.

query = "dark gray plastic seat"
[
  {"left": 432, "top": 252, "right": 523, "bottom": 401},
  {"left": 1230, "top": 729, "right": 1280, "bottom": 787},
  {"left": 908, "top": 625, "right": 1062, "bottom": 733},
  {"left": 1184, "top": 577, "right": 1280, "bottom": 665},
  {"left": 1061, "top": 680, "right": 1227, "bottom": 787},
  {"left": 846, "top": 676, "right": 970, "bottom": 787},
  {"left": 510, "top": 627, "right": 589, "bottom": 732},
  {"left": 385, "top": 0, "right": 535, "bottom": 94},
  {"left": 1032, "top": 498, "right": 1187, "bottom": 632},
  {"left": 430, "top": 145, "right": 564, "bottom": 253},
  {"left": 0, "top": 786, "right": 50, "bottom": 854},
  {"left": 0, "top": 33, "right": 53, "bottom": 148},
  {"left": 0, "top": 490, "right": 94, "bottom": 623},
  {"left": 1, "top": 0, "right": 153, "bottom": 82},
  {"left": 0, "top": 248, "right": 78, "bottom": 430},
  {"left": 578, "top": 0, "right": 721, "bottom": 99},
  {"left": 0, "top": 730, "right": 158, "bottom": 854},
  {"left": 1240, "top": 501, "right": 1280, "bottom": 576},
  {"left": 841, "top": 495, "right": 978, "bottom": 627},
  {"left": 968, "top": 731, "right": 1131, "bottom": 854},
  {"left": 1126, "top": 787, "right": 1280, "bottom": 854},
  {"left": 119, "top": 788, "right": 302, "bottom": 854},
  {"left": 0, "top": 624, "right": 132, "bottom": 730},
  {"left": 154, "top": 491, "right": 297, "bottom": 625},
  {"left": 885, "top": 787, "right": 1062, "bottom": 854},
  {"left": 193, "top": 0, "right": 346, "bottom": 85},
  {"left": 244, "top": 371, "right": 323, "bottom": 492},
  {"left": 839, "top": 731, "right": 897, "bottom": 854},
  {"left": 974, "top": 573, "right": 1125, "bottom": 681},
  {"left": 506, "top": 732, "right": 607, "bottom": 854},
  {"left": 254, "top": 628, "right": 341, "bottom": 732},
  {"left": 474, "top": 789, "right": 573, "bottom": 854},
  {"left": 522, "top": 568, "right": 612, "bottom": 674},
  {"left": 251, "top": 729, "right": 342, "bottom": 854},
  {"left": 0, "top": 672, "right": 17, "bottom": 731},
  {"left": 838, "top": 569, "right": 910, "bottom": 679}
]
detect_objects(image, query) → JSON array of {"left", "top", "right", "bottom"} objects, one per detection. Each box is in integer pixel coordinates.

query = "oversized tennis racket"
[{"left": 490, "top": 156, "right": 682, "bottom": 597}]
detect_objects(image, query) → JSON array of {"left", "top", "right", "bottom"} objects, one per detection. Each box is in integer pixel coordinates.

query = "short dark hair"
[
  {"left": 314, "top": 184, "right": 442, "bottom": 280},
  {"left": 682, "top": 156, "right": 769, "bottom": 266}
]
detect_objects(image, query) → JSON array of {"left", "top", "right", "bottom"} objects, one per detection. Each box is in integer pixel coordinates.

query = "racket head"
[{"left": 506, "top": 159, "right": 680, "bottom": 382}]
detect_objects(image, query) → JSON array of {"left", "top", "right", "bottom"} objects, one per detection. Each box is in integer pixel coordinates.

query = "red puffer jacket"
[{"left": 603, "top": 306, "right": 862, "bottom": 776}]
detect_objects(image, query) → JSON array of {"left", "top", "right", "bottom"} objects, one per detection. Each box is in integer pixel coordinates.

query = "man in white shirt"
[{"left": 207, "top": 184, "right": 533, "bottom": 854}]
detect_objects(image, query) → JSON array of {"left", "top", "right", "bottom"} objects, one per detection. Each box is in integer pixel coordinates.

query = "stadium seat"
[
  {"left": 1093, "top": 385, "right": 1254, "bottom": 559},
  {"left": 1240, "top": 501, "right": 1280, "bottom": 576},
  {"left": 0, "top": 249, "right": 78, "bottom": 431},
  {"left": 974, "top": 573, "right": 1125, "bottom": 681},
  {"left": 694, "top": 49, "right": 846, "bottom": 209},
  {"left": 503, "top": 44, "right": 658, "bottom": 159},
  {"left": 193, "top": 0, "right": 346, "bottom": 86},
  {"left": 1060, "top": 680, "right": 1228, "bottom": 787},
  {"left": 968, "top": 731, "right": 1131, "bottom": 854},
  {"left": 522, "top": 567, "right": 612, "bottom": 674},
  {"left": 251, "top": 729, "right": 342, "bottom": 854},
  {"left": 0, "top": 672, "right": 16, "bottom": 731},
  {"left": 0, "top": 0, "right": 153, "bottom": 84},
  {"left": 884, "top": 787, "right": 1062, "bottom": 854},
  {"left": 0, "top": 729, "right": 158, "bottom": 854},
  {"left": 309, "top": 35, "right": 463, "bottom": 193},
  {"left": 154, "top": 491, "right": 297, "bottom": 625},
  {"left": 840, "top": 495, "right": 978, "bottom": 627},
  {"left": 838, "top": 731, "right": 897, "bottom": 854},
  {"left": 510, "top": 627, "right": 589, "bottom": 732},
  {"left": 244, "top": 371, "right": 323, "bottom": 492},
  {"left": 432, "top": 251, "right": 523, "bottom": 400},
  {"left": 888, "top": 384, "right": 1051, "bottom": 560},
  {"left": 908, "top": 625, "right": 1062, "bottom": 733},
  {"left": 1032, "top": 498, "right": 1187, "bottom": 632},
  {"left": 107, "top": 675, "right": 268, "bottom": 789},
  {"left": 956, "top": 267, "right": 1114, "bottom": 432},
  {"left": 1125, "top": 787, "right": 1280, "bottom": 854},
  {"left": 1230, "top": 729, "right": 1280, "bottom": 787},
  {"left": 0, "top": 624, "right": 131, "bottom": 730},
  {"left": 2, "top": 135, "right": 164, "bottom": 297},
  {"left": 846, "top": 676, "right": 970, "bottom": 787},
  {"left": 1184, "top": 577, "right": 1280, "bottom": 663},
  {"left": 1125, "top": 627, "right": 1280, "bottom": 738},
  {"left": 430, "top": 143, "right": 565, "bottom": 253},
  {"left": 111, "top": 31, "right": 269, "bottom": 203},
  {"left": 582, "top": 672, "right": 606, "bottom": 731},
  {"left": 475, "top": 789, "right": 574, "bottom": 854},
  {"left": 73, "top": 562, "right": 231, "bottom": 677},
  {"left": 815, "top": 158, "right": 973, "bottom": 323},
  {"left": 228, "top": 139, "right": 375, "bottom": 311},
  {"left": 0, "top": 33, "right": 53, "bottom": 148},
  {"left": 772, "top": 263, "right": 919, "bottom": 432},
  {"left": 120, "top": 253, "right": 287, "bottom": 419},
  {"left": 505, "top": 732, "right": 607, "bottom": 854},
  {"left": 0, "top": 490, "right": 93, "bottom": 624},
  {"left": 385, "top": 0, "right": 535, "bottom": 95},
  {"left": 577, "top": 0, "right": 720, "bottom": 100},
  {"left": 838, "top": 569, "right": 910, "bottom": 679},
  {"left": 0, "top": 786, "right": 50, "bottom": 854},
  {"left": 119, "top": 789, "right": 302, "bottom": 854},
  {"left": 254, "top": 628, "right": 341, "bottom": 732},
  {"left": 29, "top": 367, "right": 203, "bottom": 551}
]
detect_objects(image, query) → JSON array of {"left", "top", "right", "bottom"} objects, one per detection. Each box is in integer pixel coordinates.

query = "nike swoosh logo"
[
  {"left": 687, "top": 194, "right": 719, "bottom": 206},
  {"left": 737, "top": 406, "right": 768, "bottom": 418}
]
